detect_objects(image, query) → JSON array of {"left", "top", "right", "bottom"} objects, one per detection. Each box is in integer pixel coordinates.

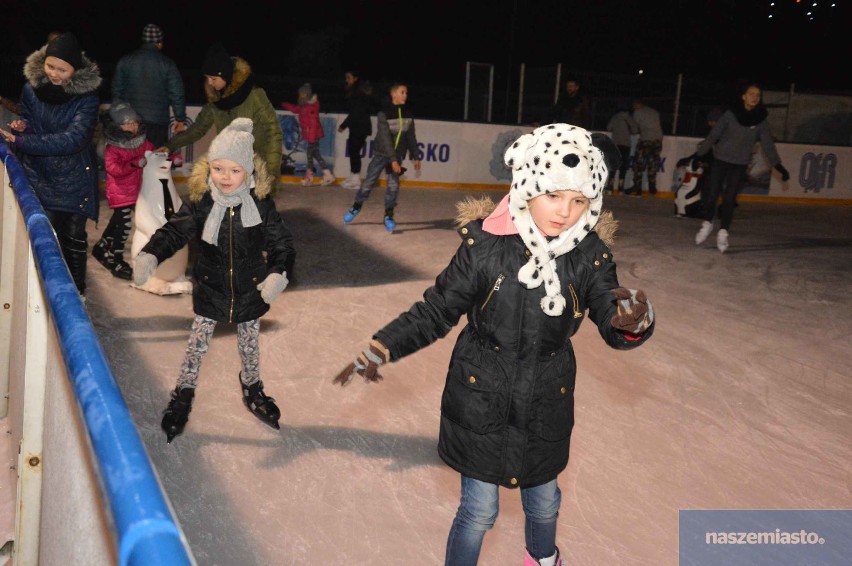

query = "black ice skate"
[
  {"left": 240, "top": 376, "right": 281, "bottom": 430},
  {"left": 161, "top": 386, "right": 195, "bottom": 443}
]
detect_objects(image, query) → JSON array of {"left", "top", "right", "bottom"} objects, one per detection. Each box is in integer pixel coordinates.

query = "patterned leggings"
[
  {"left": 632, "top": 139, "right": 662, "bottom": 190},
  {"left": 176, "top": 315, "right": 261, "bottom": 390}
]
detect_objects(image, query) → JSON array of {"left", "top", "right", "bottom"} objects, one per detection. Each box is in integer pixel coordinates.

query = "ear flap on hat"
[
  {"left": 591, "top": 132, "right": 621, "bottom": 179},
  {"left": 503, "top": 132, "right": 535, "bottom": 170}
]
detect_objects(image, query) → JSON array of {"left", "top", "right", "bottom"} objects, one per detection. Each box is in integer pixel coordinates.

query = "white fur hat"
[
  {"left": 208, "top": 118, "right": 255, "bottom": 174},
  {"left": 503, "top": 123, "right": 618, "bottom": 316}
]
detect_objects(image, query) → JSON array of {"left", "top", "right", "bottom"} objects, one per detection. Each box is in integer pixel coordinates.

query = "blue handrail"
[{"left": 2, "top": 145, "right": 193, "bottom": 566}]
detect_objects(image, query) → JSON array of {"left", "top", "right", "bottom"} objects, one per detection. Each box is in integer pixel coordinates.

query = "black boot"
[
  {"left": 92, "top": 238, "right": 115, "bottom": 271},
  {"left": 111, "top": 253, "right": 133, "bottom": 280},
  {"left": 240, "top": 376, "right": 281, "bottom": 430},
  {"left": 65, "top": 235, "right": 89, "bottom": 294},
  {"left": 161, "top": 386, "right": 195, "bottom": 443}
]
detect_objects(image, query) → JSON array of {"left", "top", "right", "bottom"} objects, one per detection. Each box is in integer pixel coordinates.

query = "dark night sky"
[{"left": 1, "top": 0, "right": 850, "bottom": 96}]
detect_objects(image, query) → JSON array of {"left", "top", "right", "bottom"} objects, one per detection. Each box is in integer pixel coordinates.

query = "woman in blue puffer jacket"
[{"left": 0, "top": 33, "right": 101, "bottom": 295}]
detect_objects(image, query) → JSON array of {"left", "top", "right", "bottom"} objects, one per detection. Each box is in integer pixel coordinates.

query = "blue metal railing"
[{"left": 2, "top": 144, "right": 193, "bottom": 566}]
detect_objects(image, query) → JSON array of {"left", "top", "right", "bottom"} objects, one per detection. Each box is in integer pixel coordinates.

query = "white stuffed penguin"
[{"left": 130, "top": 150, "right": 192, "bottom": 295}]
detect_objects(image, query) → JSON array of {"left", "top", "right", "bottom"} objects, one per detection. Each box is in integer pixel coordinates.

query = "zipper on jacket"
[
  {"left": 481, "top": 273, "right": 506, "bottom": 310},
  {"left": 568, "top": 283, "right": 583, "bottom": 319},
  {"left": 228, "top": 208, "right": 235, "bottom": 323}
]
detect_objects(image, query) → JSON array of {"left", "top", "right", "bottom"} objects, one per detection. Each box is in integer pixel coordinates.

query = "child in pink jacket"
[
  {"left": 94, "top": 101, "right": 155, "bottom": 279},
  {"left": 281, "top": 83, "right": 335, "bottom": 185}
]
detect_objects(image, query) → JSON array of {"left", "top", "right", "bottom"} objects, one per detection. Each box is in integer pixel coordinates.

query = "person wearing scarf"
[
  {"left": 333, "top": 123, "right": 655, "bottom": 566},
  {"left": 159, "top": 43, "right": 283, "bottom": 194},
  {"left": 0, "top": 32, "right": 101, "bottom": 296},
  {"left": 134, "top": 118, "right": 295, "bottom": 442},
  {"left": 693, "top": 82, "right": 790, "bottom": 253}
]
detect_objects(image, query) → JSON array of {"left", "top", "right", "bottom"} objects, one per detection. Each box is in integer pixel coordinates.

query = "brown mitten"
[
  {"left": 610, "top": 287, "right": 654, "bottom": 334},
  {"left": 333, "top": 339, "right": 390, "bottom": 386}
]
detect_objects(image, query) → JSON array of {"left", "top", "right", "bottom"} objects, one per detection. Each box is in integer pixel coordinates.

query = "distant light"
[
  {"left": 638, "top": 69, "right": 644, "bottom": 75},
  {"left": 768, "top": 14, "right": 773, "bottom": 18}
]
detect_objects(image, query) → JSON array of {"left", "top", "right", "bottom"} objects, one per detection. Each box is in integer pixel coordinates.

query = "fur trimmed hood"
[
  {"left": 187, "top": 154, "right": 274, "bottom": 203},
  {"left": 23, "top": 45, "right": 102, "bottom": 96},
  {"left": 455, "top": 195, "right": 617, "bottom": 248}
]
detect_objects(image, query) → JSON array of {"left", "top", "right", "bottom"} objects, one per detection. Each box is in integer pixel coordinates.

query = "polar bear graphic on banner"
[{"left": 130, "top": 150, "right": 193, "bottom": 295}]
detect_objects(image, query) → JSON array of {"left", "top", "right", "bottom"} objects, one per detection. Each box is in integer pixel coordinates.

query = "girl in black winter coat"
[
  {"left": 133, "top": 118, "right": 295, "bottom": 443},
  {"left": 334, "top": 123, "right": 655, "bottom": 566}
]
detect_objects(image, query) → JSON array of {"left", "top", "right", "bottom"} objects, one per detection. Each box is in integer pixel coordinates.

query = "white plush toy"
[{"left": 130, "top": 150, "right": 193, "bottom": 295}]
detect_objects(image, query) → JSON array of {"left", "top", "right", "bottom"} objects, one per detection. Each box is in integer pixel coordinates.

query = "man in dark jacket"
[
  {"left": 112, "top": 24, "right": 187, "bottom": 147},
  {"left": 551, "top": 75, "right": 592, "bottom": 129}
]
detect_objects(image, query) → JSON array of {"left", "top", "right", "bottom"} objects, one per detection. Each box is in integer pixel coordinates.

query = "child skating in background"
[
  {"left": 281, "top": 82, "right": 334, "bottom": 186},
  {"left": 342, "top": 81, "right": 421, "bottom": 233},
  {"left": 94, "top": 100, "right": 155, "bottom": 279},
  {"left": 334, "top": 123, "right": 655, "bottom": 566},
  {"left": 133, "top": 118, "right": 295, "bottom": 443}
]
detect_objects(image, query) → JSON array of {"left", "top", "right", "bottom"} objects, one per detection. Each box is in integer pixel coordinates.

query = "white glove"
[
  {"left": 257, "top": 272, "right": 288, "bottom": 304},
  {"left": 133, "top": 252, "right": 158, "bottom": 286}
]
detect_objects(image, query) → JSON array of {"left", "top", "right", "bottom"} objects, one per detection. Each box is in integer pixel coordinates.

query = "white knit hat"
[
  {"left": 503, "top": 123, "right": 618, "bottom": 316},
  {"left": 208, "top": 118, "right": 255, "bottom": 174}
]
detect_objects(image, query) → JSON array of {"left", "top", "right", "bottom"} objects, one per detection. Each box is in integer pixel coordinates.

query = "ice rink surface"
[{"left": 83, "top": 182, "right": 851, "bottom": 565}]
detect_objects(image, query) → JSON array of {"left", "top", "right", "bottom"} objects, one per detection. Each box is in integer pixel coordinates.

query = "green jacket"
[{"left": 167, "top": 56, "right": 282, "bottom": 191}]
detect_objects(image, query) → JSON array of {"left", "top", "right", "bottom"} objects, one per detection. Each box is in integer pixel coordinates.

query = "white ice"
[{"left": 72, "top": 183, "right": 852, "bottom": 564}]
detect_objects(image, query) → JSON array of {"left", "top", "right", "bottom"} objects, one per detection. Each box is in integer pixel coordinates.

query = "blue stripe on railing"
[{"left": 2, "top": 147, "right": 193, "bottom": 566}]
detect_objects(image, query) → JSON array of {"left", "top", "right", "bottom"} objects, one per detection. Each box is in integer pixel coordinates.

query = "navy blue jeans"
[{"left": 445, "top": 476, "right": 561, "bottom": 565}]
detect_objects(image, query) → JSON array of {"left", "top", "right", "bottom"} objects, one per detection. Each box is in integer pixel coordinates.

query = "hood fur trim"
[
  {"left": 23, "top": 46, "right": 102, "bottom": 95},
  {"left": 455, "top": 195, "right": 616, "bottom": 247},
  {"left": 187, "top": 154, "right": 273, "bottom": 202}
]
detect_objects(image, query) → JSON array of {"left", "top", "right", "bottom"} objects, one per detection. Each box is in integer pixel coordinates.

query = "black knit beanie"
[
  {"left": 45, "top": 32, "right": 83, "bottom": 70},
  {"left": 201, "top": 43, "right": 234, "bottom": 83}
]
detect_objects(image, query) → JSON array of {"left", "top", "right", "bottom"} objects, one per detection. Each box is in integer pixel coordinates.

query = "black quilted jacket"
[
  {"left": 374, "top": 201, "right": 653, "bottom": 488},
  {"left": 141, "top": 156, "right": 295, "bottom": 323}
]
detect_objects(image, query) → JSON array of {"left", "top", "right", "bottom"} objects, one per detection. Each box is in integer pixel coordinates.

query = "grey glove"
[
  {"left": 133, "top": 252, "right": 158, "bottom": 286},
  {"left": 257, "top": 272, "right": 288, "bottom": 304},
  {"left": 610, "top": 287, "right": 654, "bottom": 334}
]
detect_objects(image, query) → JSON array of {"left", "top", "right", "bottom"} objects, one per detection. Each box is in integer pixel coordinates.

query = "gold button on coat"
[
  {"left": 468, "top": 376, "right": 476, "bottom": 384},
  {"left": 510, "top": 478, "right": 518, "bottom": 485}
]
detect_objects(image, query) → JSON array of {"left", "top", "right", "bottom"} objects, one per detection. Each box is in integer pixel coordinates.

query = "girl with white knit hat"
[
  {"left": 334, "top": 123, "right": 655, "bottom": 565},
  {"left": 134, "top": 118, "right": 295, "bottom": 442}
]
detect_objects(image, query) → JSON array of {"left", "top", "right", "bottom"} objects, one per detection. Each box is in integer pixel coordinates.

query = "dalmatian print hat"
[{"left": 503, "top": 123, "right": 618, "bottom": 316}]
